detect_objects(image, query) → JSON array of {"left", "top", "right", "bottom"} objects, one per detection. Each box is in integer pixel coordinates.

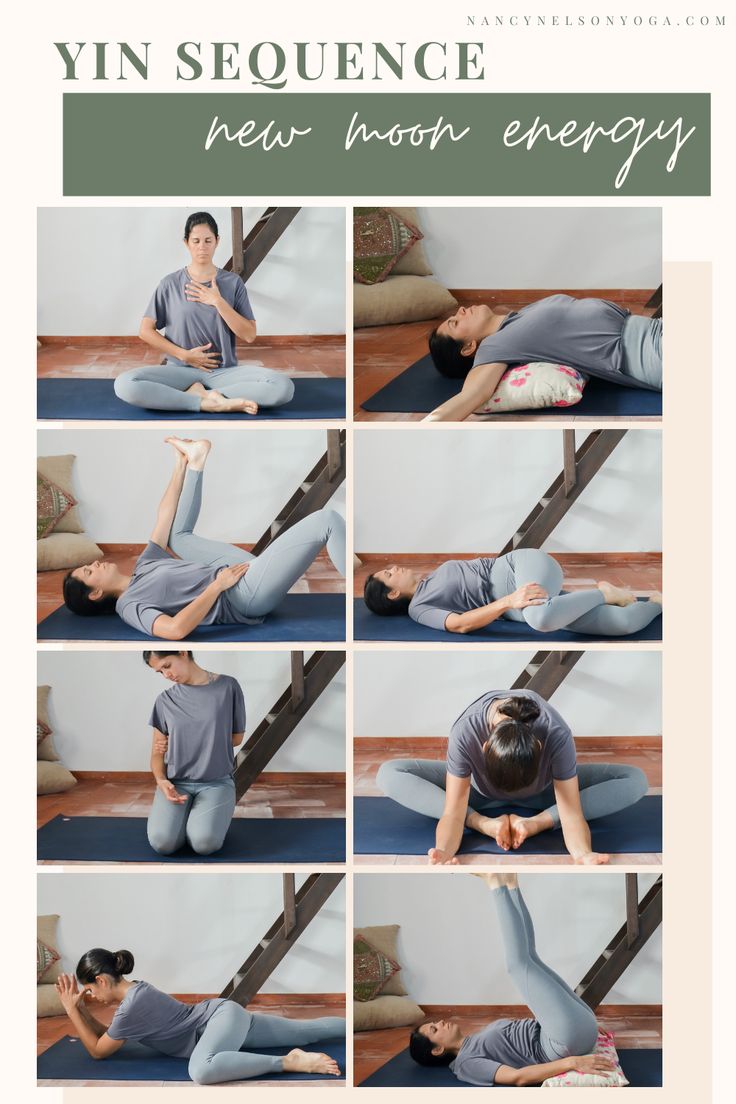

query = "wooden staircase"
[
  {"left": 511, "top": 650, "right": 582, "bottom": 699},
  {"left": 225, "top": 207, "right": 301, "bottom": 283}
]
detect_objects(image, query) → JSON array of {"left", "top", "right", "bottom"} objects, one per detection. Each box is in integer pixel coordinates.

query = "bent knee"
[
  {"left": 622, "top": 765, "right": 649, "bottom": 801},
  {"left": 376, "top": 759, "right": 410, "bottom": 797},
  {"left": 273, "top": 375, "right": 295, "bottom": 406},
  {"left": 188, "top": 1060, "right": 217, "bottom": 1086},
  {"left": 522, "top": 604, "right": 556, "bottom": 633},
  {"left": 113, "top": 370, "right": 141, "bottom": 403},
  {"left": 319, "top": 507, "right": 343, "bottom": 532},
  {"left": 147, "top": 831, "right": 181, "bottom": 856},
  {"left": 186, "top": 831, "right": 227, "bottom": 856}
]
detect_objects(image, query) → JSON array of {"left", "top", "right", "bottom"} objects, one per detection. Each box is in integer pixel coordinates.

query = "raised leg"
[{"left": 167, "top": 467, "right": 253, "bottom": 568}]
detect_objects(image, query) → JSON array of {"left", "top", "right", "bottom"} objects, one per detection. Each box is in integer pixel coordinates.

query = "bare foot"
[
  {"left": 428, "top": 848, "right": 459, "bottom": 865},
  {"left": 199, "top": 391, "right": 259, "bottom": 415},
  {"left": 185, "top": 382, "right": 208, "bottom": 399},
  {"left": 649, "top": 591, "right": 663, "bottom": 606},
  {"left": 466, "top": 811, "right": 512, "bottom": 851},
  {"left": 508, "top": 812, "right": 553, "bottom": 849},
  {"left": 598, "top": 580, "right": 637, "bottom": 607},
  {"left": 472, "top": 873, "right": 519, "bottom": 890},
  {"left": 575, "top": 852, "right": 611, "bottom": 866},
  {"left": 282, "top": 1049, "right": 341, "bottom": 1076},
  {"left": 164, "top": 436, "right": 211, "bottom": 469}
]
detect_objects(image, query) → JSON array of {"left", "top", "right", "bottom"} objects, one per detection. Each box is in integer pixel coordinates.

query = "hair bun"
[
  {"left": 503, "top": 696, "right": 541, "bottom": 724},
  {"left": 114, "top": 950, "right": 134, "bottom": 975}
]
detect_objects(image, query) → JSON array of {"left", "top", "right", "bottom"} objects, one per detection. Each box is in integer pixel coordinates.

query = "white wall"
[
  {"left": 38, "top": 429, "right": 346, "bottom": 544},
  {"left": 354, "top": 874, "right": 660, "bottom": 1004},
  {"left": 416, "top": 207, "right": 661, "bottom": 288},
  {"left": 37, "top": 651, "right": 345, "bottom": 772},
  {"left": 38, "top": 873, "right": 345, "bottom": 995},
  {"left": 355, "top": 430, "right": 660, "bottom": 553},
  {"left": 355, "top": 651, "right": 661, "bottom": 738},
  {"left": 37, "top": 207, "right": 346, "bottom": 335}
]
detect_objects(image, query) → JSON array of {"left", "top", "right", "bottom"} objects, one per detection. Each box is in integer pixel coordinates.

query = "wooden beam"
[
  {"left": 283, "top": 874, "right": 297, "bottom": 938},
  {"left": 230, "top": 208, "right": 244, "bottom": 279},
  {"left": 220, "top": 873, "right": 345, "bottom": 1006},
  {"left": 625, "top": 874, "right": 641, "bottom": 948},
  {"left": 563, "top": 430, "right": 577, "bottom": 496},
  {"left": 511, "top": 650, "right": 582, "bottom": 699},
  {"left": 290, "top": 652, "right": 305, "bottom": 711}
]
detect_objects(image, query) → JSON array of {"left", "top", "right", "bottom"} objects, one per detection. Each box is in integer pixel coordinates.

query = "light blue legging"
[
  {"left": 492, "top": 885, "right": 598, "bottom": 1060},
  {"left": 377, "top": 759, "right": 648, "bottom": 830},
  {"left": 490, "top": 549, "right": 661, "bottom": 636},
  {"left": 114, "top": 363, "right": 295, "bottom": 412},
  {"left": 188, "top": 1001, "right": 345, "bottom": 1084},
  {"left": 620, "top": 315, "right": 662, "bottom": 391},
  {"left": 168, "top": 469, "right": 346, "bottom": 620},
  {"left": 147, "top": 776, "right": 236, "bottom": 855}
]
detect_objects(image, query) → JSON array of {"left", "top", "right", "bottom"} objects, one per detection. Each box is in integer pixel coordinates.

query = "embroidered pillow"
[
  {"left": 37, "top": 938, "right": 61, "bottom": 983},
  {"left": 474, "top": 363, "right": 587, "bottom": 414},
  {"left": 354, "top": 208, "right": 423, "bottom": 285},
  {"left": 37, "top": 473, "right": 77, "bottom": 540},
  {"left": 541, "top": 1029, "right": 629, "bottom": 1087},
  {"left": 37, "top": 720, "right": 52, "bottom": 749},
  {"left": 354, "top": 932, "right": 401, "bottom": 1002}
]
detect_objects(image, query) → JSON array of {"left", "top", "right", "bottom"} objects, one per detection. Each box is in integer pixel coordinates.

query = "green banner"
[{"left": 63, "top": 92, "right": 710, "bottom": 196}]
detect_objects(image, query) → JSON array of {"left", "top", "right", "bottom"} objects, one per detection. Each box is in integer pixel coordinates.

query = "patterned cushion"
[
  {"left": 37, "top": 938, "right": 61, "bottom": 983},
  {"left": 354, "top": 933, "right": 401, "bottom": 1002},
  {"left": 37, "top": 720, "right": 52, "bottom": 748},
  {"left": 541, "top": 1029, "right": 629, "bottom": 1087},
  {"left": 37, "top": 473, "right": 77, "bottom": 540},
  {"left": 354, "top": 208, "right": 423, "bottom": 285},
  {"left": 474, "top": 363, "right": 587, "bottom": 414}
]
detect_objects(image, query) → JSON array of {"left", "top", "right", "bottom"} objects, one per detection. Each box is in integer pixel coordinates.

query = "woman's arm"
[
  {"left": 185, "top": 275, "right": 257, "bottom": 343},
  {"left": 56, "top": 976, "right": 125, "bottom": 1060},
  {"left": 150, "top": 452, "right": 187, "bottom": 549},
  {"left": 495, "top": 1053, "right": 616, "bottom": 1086},
  {"left": 150, "top": 563, "right": 251, "bottom": 640},
  {"left": 431, "top": 773, "right": 472, "bottom": 864},
  {"left": 444, "top": 584, "right": 548, "bottom": 634},
  {"left": 554, "top": 777, "right": 610, "bottom": 865},
  {"left": 151, "top": 730, "right": 188, "bottom": 804},
  {"left": 139, "top": 317, "right": 222, "bottom": 370},
  {"left": 424, "top": 362, "right": 507, "bottom": 422}
]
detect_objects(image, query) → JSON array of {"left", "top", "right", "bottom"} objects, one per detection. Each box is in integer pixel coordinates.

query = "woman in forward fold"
[
  {"left": 114, "top": 211, "right": 295, "bottom": 415},
  {"left": 363, "top": 554, "right": 661, "bottom": 637},
  {"left": 426, "top": 295, "right": 662, "bottom": 421},
  {"left": 377, "top": 691, "right": 648, "bottom": 866},
  {"left": 63, "top": 437, "right": 346, "bottom": 638},
  {"left": 410, "top": 874, "right": 614, "bottom": 1086},
  {"left": 143, "top": 650, "right": 245, "bottom": 856},
  {"left": 55, "top": 949, "right": 344, "bottom": 1083}
]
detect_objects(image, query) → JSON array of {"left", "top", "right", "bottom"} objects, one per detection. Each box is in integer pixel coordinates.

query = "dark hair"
[
  {"left": 76, "top": 948, "right": 135, "bottom": 984},
  {"left": 428, "top": 329, "right": 474, "bottom": 379},
  {"left": 409, "top": 1028, "right": 454, "bottom": 1067},
  {"left": 483, "top": 696, "right": 543, "bottom": 792},
  {"left": 363, "top": 573, "right": 411, "bottom": 617},
  {"left": 143, "top": 650, "right": 193, "bottom": 666},
  {"left": 63, "top": 572, "right": 118, "bottom": 617},
  {"left": 184, "top": 211, "right": 219, "bottom": 240}
]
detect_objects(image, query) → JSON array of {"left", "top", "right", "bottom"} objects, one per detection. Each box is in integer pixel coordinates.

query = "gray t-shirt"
[
  {"left": 408, "top": 558, "right": 496, "bottom": 631},
  {"left": 447, "top": 689, "right": 576, "bottom": 800},
  {"left": 473, "top": 295, "right": 632, "bottom": 386},
  {"left": 144, "top": 268, "right": 254, "bottom": 369},
  {"left": 107, "top": 981, "right": 228, "bottom": 1058},
  {"left": 450, "top": 1018, "right": 546, "bottom": 1086},
  {"left": 116, "top": 542, "right": 262, "bottom": 637},
  {"left": 149, "top": 675, "right": 246, "bottom": 781}
]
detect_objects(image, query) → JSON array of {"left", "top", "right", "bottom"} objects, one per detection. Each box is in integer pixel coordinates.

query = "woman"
[
  {"left": 144, "top": 650, "right": 245, "bottom": 856},
  {"left": 55, "top": 948, "right": 344, "bottom": 1084},
  {"left": 410, "top": 874, "right": 613, "bottom": 1086},
  {"left": 377, "top": 691, "right": 648, "bottom": 865},
  {"left": 62, "top": 436, "right": 346, "bottom": 638},
  {"left": 363, "top": 551, "right": 661, "bottom": 636},
  {"left": 114, "top": 211, "right": 295, "bottom": 414},
  {"left": 426, "top": 295, "right": 662, "bottom": 421}
]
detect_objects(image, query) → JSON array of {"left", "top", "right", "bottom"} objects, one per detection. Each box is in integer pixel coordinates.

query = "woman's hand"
[
  {"left": 568, "top": 1054, "right": 617, "bottom": 1075},
  {"left": 185, "top": 275, "right": 223, "bottom": 308},
  {"left": 153, "top": 733, "right": 168, "bottom": 755},
  {"left": 215, "top": 562, "right": 250, "bottom": 592},
  {"left": 428, "top": 847, "right": 459, "bottom": 866},
  {"left": 56, "top": 974, "right": 89, "bottom": 1015},
  {"left": 157, "top": 779, "right": 188, "bottom": 804},
  {"left": 507, "top": 583, "right": 548, "bottom": 609},
  {"left": 184, "top": 343, "right": 221, "bottom": 371}
]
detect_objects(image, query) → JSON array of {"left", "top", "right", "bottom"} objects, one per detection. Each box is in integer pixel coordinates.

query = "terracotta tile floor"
[
  {"left": 38, "top": 545, "right": 344, "bottom": 624},
  {"left": 38, "top": 338, "right": 345, "bottom": 379},
  {"left": 354, "top": 1006, "right": 662, "bottom": 1084},
  {"left": 39, "top": 996, "right": 346, "bottom": 1088},
  {"left": 354, "top": 292, "right": 656, "bottom": 422},
  {"left": 353, "top": 737, "right": 662, "bottom": 866}
]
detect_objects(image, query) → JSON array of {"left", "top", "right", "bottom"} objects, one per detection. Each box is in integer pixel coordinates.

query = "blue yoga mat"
[
  {"left": 354, "top": 599, "right": 662, "bottom": 643},
  {"left": 37, "top": 594, "right": 346, "bottom": 642},
  {"left": 38, "top": 1035, "right": 346, "bottom": 1082},
  {"left": 361, "top": 355, "right": 661, "bottom": 417},
  {"left": 358, "top": 1046, "right": 661, "bottom": 1087},
  {"left": 38, "top": 814, "right": 346, "bottom": 863},
  {"left": 37, "top": 377, "right": 345, "bottom": 421},
  {"left": 354, "top": 796, "right": 662, "bottom": 856}
]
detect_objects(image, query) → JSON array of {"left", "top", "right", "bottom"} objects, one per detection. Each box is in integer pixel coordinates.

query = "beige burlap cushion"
[
  {"left": 37, "top": 531, "right": 103, "bottom": 572},
  {"left": 37, "top": 456, "right": 83, "bottom": 534},
  {"left": 37, "top": 686, "right": 59, "bottom": 761},
  {"left": 354, "top": 275, "right": 457, "bottom": 328},
  {"left": 353, "top": 925, "right": 407, "bottom": 996},
  {"left": 37, "top": 916, "right": 63, "bottom": 983},
  {"left": 353, "top": 994, "right": 425, "bottom": 1032},
  {"left": 37, "top": 984, "right": 64, "bottom": 1018},
  {"left": 38, "top": 761, "right": 77, "bottom": 795}
]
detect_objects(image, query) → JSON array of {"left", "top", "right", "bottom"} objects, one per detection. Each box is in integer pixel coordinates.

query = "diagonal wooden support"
[
  {"left": 250, "top": 429, "right": 346, "bottom": 557},
  {"left": 500, "top": 429, "right": 627, "bottom": 554},
  {"left": 511, "top": 650, "right": 582, "bottom": 699},
  {"left": 220, "top": 873, "right": 345, "bottom": 1006},
  {"left": 233, "top": 650, "right": 346, "bottom": 799},
  {"left": 575, "top": 875, "right": 662, "bottom": 1009},
  {"left": 224, "top": 207, "right": 301, "bottom": 283},
  {"left": 645, "top": 284, "right": 663, "bottom": 320}
]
